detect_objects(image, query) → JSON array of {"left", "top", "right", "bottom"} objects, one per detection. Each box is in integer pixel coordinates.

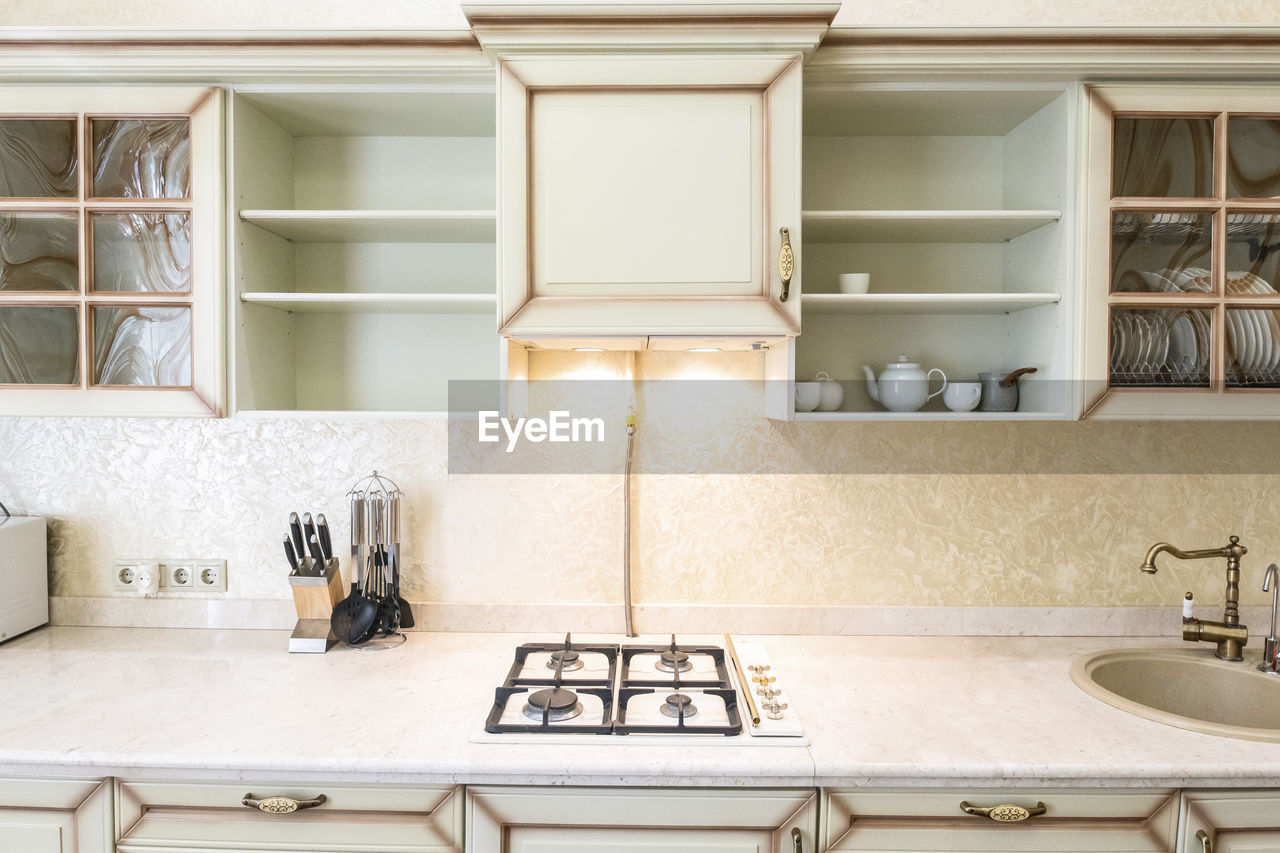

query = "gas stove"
[{"left": 473, "top": 634, "right": 805, "bottom": 745}]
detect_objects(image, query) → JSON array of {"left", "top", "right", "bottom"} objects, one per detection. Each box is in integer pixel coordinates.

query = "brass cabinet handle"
[
  {"left": 778, "top": 227, "right": 794, "bottom": 302},
  {"left": 242, "top": 793, "right": 327, "bottom": 814},
  {"left": 791, "top": 826, "right": 803, "bottom": 852},
  {"left": 1197, "top": 830, "right": 1212, "bottom": 853},
  {"left": 959, "top": 801, "right": 1047, "bottom": 822}
]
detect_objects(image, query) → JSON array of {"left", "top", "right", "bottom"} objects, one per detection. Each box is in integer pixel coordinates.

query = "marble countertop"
[{"left": 3, "top": 627, "right": 1280, "bottom": 787}]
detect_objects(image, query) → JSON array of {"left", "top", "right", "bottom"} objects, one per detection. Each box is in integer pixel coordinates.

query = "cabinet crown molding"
[{"left": 464, "top": 0, "right": 837, "bottom": 57}]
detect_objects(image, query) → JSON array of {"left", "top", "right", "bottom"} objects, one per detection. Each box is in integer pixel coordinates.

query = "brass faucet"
[{"left": 1141, "top": 536, "right": 1248, "bottom": 661}]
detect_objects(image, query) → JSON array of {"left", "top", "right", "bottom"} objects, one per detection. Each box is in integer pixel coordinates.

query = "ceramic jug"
[{"left": 862, "top": 355, "right": 947, "bottom": 412}]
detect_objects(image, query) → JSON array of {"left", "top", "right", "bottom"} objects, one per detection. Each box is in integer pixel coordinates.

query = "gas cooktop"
[{"left": 475, "top": 634, "right": 805, "bottom": 744}]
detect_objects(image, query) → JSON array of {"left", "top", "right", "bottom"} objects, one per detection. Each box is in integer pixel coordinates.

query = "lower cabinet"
[
  {"left": 820, "top": 788, "right": 1179, "bottom": 853},
  {"left": 0, "top": 777, "right": 111, "bottom": 853},
  {"left": 1181, "top": 790, "right": 1280, "bottom": 853},
  {"left": 114, "top": 780, "right": 462, "bottom": 853},
  {"left": 466, "top": 786, "right": 817, "bottom": 853}
]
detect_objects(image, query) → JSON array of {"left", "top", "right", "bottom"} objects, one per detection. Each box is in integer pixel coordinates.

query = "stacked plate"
[
  {"left": 1226, "top": 272, "right": 1280, "bottom": 383},
  {"left": 1110, "top": 308, "right": 1211, "bottom": 384}
]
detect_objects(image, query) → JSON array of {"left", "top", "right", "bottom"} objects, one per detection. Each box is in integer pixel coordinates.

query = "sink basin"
[{"left": 1071, "top": 648, "right": 1280, "bottom": 741}]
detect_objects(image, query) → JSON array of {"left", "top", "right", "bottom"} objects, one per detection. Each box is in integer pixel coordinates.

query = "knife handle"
[
  {"left": 288, "top": 512, "right": 305, "bottom": 560},
  {"left": 308, "top": 534, "right": 325, "bottom": 569},
  {"left": 283, "top": 535, "right": 299, "bottom": 574},
  {"left": 316, "top": 514, "right": 333, "bottom": 562}
]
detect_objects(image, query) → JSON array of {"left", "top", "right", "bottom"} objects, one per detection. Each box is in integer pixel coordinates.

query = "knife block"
[{"left": 288, "top": 561, "right": 344, "bottom": 653}]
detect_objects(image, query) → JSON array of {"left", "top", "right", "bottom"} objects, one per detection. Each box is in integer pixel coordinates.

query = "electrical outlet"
[
  {"left": 113, "top": 558, "right": 226, "bottom": 593},
  {"left": 195, "top": 561, "right": 227, "bottom": 592}
]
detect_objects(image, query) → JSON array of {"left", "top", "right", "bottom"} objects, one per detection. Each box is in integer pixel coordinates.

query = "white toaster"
[{"left": 0, "top": 516, "right": 49, "bottom": 643}]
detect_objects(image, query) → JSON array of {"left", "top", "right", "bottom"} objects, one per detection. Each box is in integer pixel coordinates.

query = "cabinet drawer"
[
  {"left": 1180, "top": 790, "right": 1280, "bottom": 853},
  {"left": 0, "top": 777, "right": 111, "bottom": 853},
  {"left": 116, "top": 780, "right": 461, "bottom": 853},
  {"left": 822, "top": 788, "right": 1178, "bottom": 853}
]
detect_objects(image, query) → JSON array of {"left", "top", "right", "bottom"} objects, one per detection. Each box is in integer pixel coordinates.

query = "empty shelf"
[
  {"left": 239, "top": 210, "right": 497, "bottom": 243},
  {"left": 802, "top": 210, "right": 1062, "bottom": 243},
  {"left": 240, "top": 292, "right": 497, "bottom": 314},
  {"left": 802, "top": 292, "right": 1061, "bottom": 315}
]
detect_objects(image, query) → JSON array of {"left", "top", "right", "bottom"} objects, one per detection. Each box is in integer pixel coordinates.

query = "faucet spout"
[{"left": 1140, "top": 536, "right": 1248, "bottom": 662}]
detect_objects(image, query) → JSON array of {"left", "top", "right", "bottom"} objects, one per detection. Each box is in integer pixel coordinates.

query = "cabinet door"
[
  {"left": 1082, "top": 84, "right": 1280, "bottom": 419},
  {"left": 822, "top": 788, "right": 1178, "bottom": 853},
  {"left": 0, "top": 777, "right": 111, "bottom": 853},
  {"left": 115, "top": 780, "right": 461, "bottom": 853},
  {"left": 467, "top": 786, "right": 816, "bottom": 853},
  {"left": 0, "top": 85, "right": 224, "bottom": 417},
  {"left": 1182, "top": 790, "right": 1280, "bottom": 853},
  {"left": 496, "top": 56, "right": 803, "bottom": 338}
]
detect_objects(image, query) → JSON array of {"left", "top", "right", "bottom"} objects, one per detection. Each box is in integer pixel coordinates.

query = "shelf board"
[
  {"left": 794, "top": 410, "right": 1068, "bottom": 421},
  {"left": 239, "top": 210, "right": 497, "bottom": 243},
  {"left": 802, "top": 292, "right": 1062, "bottom": 315},
  {"left": 240, "top": 291, "right": 497, "bottom": 314},
  {"left": 802, "top": 210, "right": 1062, "bottom": 243}
]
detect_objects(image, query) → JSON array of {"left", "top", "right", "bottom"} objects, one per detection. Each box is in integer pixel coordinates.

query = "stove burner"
[
  {"left": 523, "top": 687, "right": 583, "bottom": 722},
  {"left": 547, "top": 649, "right": 583, "bottom": 671},
  {"left": 656, "top": 650, "right": 692, "bottom": 672},
  {"left": 659, "top": 692, "right": 698, "bottom": 719}
]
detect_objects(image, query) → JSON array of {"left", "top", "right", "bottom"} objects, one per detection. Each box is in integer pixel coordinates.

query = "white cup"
[
  {"left": 815, "top": 371, "right": 844, "bottom": 411},
  {"left": 795, "top": 382, "right": 821, "bottom": 412},
  {"left": 943, "top": 381, "right": 982, "bottom": 412},
  {"left": 838, "top": 273, "right": 871, "bottom": 294}
]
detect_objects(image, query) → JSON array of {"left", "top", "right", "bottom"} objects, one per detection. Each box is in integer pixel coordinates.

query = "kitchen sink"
[{"left": 1071, "top": 648, "right": 1280, "bottom": 741}]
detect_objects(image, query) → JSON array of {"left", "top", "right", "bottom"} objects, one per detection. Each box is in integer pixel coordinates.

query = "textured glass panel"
[
  {"left": 0, "top": 119, "right": 77, "bottom": 197},
  {"left": 1110, "top": 307, "right": 1211, "bottom": 388},
  {"left": 91, "top": 119, "right": 190, "bottom": 199},
  {"left": 1111, "top": 212, "right": 1213, "bottom": 293},
  {"left": 1113, "top": 118, "right": 1214, "bottom": 198},
  {"left": 1224, "top": 213, "right": 1280, "bottom": 293},
  {"left": 93, "top": 305, "right": 190, "bottom": 386},
  {"left": 1227, "top": 118, "right": 1280, "bottom": 199},
  {"left": 1226, "top": 308, "right": 1280, "bottom": 387},
  {"left": 92, "top": 212, "right": 191, "bottom": 293},
  {"left": 0, "top": 305, "right": 79, "bottom": 384},
  {"left": 0, "top": 212, "right": 78, "bottom": 292}
]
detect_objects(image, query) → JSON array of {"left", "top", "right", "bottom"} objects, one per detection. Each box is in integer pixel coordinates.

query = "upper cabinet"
[
  {"left": 466, "top": 1, "right": 838, "bottom": 344},
  {"left": 1084, "top": 85, "right": 1280, "bottom": 418},
  {"left": 0, "top": 86, "right": 224, "bottom": 417}
]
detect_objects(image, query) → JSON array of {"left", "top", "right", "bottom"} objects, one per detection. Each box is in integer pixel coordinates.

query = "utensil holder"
[{"left": 288, "top": 561, "right": 343, "bottom": 653}]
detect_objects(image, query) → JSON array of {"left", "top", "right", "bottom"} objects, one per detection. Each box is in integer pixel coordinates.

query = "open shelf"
[
  {"left": 239, "top": 209, "right": 496, "bottom": 243},
  {"left": 802, "top": 292, "right": 1061, "bottom": 315},
  {"left": 240, "top": 292, "right": 497, "bottom": 314},
  {"left": 802, "top": 210, "right": 1061, "bottom": 244}
]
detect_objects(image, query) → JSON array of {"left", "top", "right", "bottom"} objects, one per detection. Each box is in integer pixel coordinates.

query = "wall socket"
[{"left": 113, "top": 559, "right": 227, "bottom": 594}]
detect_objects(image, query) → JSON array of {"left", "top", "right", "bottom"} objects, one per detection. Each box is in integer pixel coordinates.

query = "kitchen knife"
[
  {"left": 302, "top": 513, "right": 318, "bottom": 558},
  {"left": 308, "top": 534, "right": 325, "bottom": 575},
  {"left": 283, "top": 534, "right": 300, "bottom": 575},
  {"left": 316, "top": 513, "right": 333, "bottom": 564},
  {"left": 288, "top": 512, "right": 305, "bottom": 563}
]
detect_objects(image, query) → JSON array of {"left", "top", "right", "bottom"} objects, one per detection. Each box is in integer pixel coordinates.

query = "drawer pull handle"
[
  {"left": 778, "top": 227, "right": 794, "bottom": 302},
  {"left": 242, "top": 793, "right": 327, "bottom": 814},
  {"left": 960, "top": 801, "right": 1047, "bottom": 822},
  {"left": 1197, "top": 830, "right": 1212, "bottom": 853},
  {"left": 791, "top": 826, "right": 803, "bottom": 853}
]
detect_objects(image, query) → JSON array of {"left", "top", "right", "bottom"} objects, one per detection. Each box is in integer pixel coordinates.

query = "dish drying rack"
[{"left": 1113, "top": 212, "right": 1280, "bottom": 260}]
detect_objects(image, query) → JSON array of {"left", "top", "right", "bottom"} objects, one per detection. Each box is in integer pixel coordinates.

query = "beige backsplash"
[{"left": 3, "top": 354, "right": 1278, "bottom": 617}]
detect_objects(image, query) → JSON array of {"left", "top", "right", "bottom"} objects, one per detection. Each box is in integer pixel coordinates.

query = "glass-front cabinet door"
[
  {"left": 0, "top": 86, "right": 223, "bottom": 417},
  {"left": 1084, "top": 85, "right": 1280, "bottom": 418}
]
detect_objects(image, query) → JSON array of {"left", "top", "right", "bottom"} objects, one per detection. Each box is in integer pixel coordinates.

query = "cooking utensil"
[
  {"left": 288, "top": 512, "right": 305, "bottom": 564},
  {"left": 308, "top": 534, "right": 325, "bottom": 574},
  {"left": 331, "top": 497, "right": 376, "bottom": 645},
  {"left": 302, "top": 513, "right": 317, "bottom": 557},
  {"left": 390, "top": 496, "right": 413, "bottom": 629},
  {"left": 316, "top": 514, "right": 333, "bottom": 564},
  {"left": 979, "top": 367, "right": 1037, "bottom": 412}
]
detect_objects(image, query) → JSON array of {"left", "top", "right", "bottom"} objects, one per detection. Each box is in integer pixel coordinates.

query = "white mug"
[
  {"left": 838, "top": 273, "right": 870, "bottom": 294},
  {"left": 794, "top": 382, "right": 821, "bottom": 413},
  {"left": 943, "top": 381, "right": 982, "bottom": 412},
  {"left": 815, "top": 371, "right": 844, "bottom": 411}
]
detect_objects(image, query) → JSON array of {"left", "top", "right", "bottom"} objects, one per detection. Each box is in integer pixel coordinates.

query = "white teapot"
[{"left": 861, "top": 355, "right": 947, "bottom": 413}]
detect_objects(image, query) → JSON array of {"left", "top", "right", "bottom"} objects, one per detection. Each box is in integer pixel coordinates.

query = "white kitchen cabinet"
[
  {"left": 1083, "top": 85, "right": 1280, "bottom": 419},
  {"left": 230, "top": 86, "right": 500, "bottom": 415},
  {"left": 821, "top": 788, "right": 1179, "bottom": 853},
  {"left": 793, "top": 82, "right": 1078, "bottom": 420},
  {"left": 1180, "top": 790, "right": 1280, "bottom": 853},
  {"left": 0, "top": 85, "right": 224, "bottom": 417},
  {"left": 466, "top": 786, "right": 817, "bottom": 853},
  {"left": 0, "top": 777, "right": 111, "bottom": 853},
  {"left": 468, "top": 1, "right": 836, "bottom": 343},
  {"left": 115, "top": 779, "right": 462, "bottom": 852}
]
